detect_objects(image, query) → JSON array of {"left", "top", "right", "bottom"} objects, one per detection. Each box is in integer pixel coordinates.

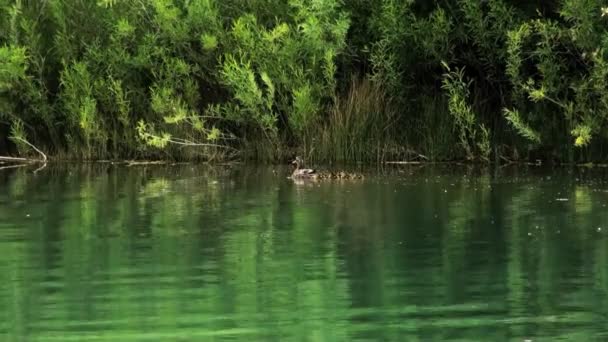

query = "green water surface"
[{"left": 1, "top": 165, "right": 607, "bottom": 341}]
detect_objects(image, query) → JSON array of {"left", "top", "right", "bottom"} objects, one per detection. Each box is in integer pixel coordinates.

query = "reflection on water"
[{"left": 0, "top": 164, "right": 607, "bottom": 341}]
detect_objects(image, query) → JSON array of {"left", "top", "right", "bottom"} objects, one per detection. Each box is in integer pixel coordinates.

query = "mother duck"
[{"left": 291, "top": 156, "right": 317, "bottom": 179}]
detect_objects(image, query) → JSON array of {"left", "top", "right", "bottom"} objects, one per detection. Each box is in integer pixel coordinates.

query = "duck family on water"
[{"left": 290, "top": 156, "right": 363, "bottom": 180}]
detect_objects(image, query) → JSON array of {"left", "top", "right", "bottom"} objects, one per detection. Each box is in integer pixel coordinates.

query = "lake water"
[{"left": 1, "top": 164, "right": 607, "bottom": 341}]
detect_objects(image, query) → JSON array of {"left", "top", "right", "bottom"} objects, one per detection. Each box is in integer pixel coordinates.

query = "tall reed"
[{"left": 311, "top": 77, "right": 397, "bottom": 163}]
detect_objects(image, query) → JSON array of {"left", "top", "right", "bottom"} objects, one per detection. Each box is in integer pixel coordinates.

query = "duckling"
[{"left": 289, "top": 157, "right": 365, "bottom": 180}]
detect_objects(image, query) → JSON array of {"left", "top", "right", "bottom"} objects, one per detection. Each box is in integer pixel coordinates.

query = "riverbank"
[{"left": 4, "top": 1, "right": 608, "bottom": 165}]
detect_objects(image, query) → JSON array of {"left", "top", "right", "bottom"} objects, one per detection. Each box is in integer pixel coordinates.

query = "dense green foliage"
[{"left": 1, "top": 0, "right": 608, "bottom": 162}]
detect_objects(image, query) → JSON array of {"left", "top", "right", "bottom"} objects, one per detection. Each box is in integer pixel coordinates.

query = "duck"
[
  {"left": 291, "top": 156, "right": 317, "bottom": 179},
  {"left": 290, "top": 156, "right": 365, "bottom": 180}
]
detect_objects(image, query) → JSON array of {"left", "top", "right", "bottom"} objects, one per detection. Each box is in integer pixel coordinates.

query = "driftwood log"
[{"left": 0, "top": 137, "right": 47, "bottom": 172}]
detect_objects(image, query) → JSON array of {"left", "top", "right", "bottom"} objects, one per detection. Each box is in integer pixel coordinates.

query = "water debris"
[
  {"left": 0, "top": 138, "right": 47, "bottom": 172},
  {"left": 0, "top": 163, "right": 29, "bottom": 171},
  {"left": 555, "top": 198, "right": 569, "bottom": 201},
  {"left": 385, "top": 161, "right": 423, "bottom": 165},
  {"left": 0, "top": 137, "right": 47, "bottom": 163},
  {"left": 126, "top": 160, "right": 167, "bottom": 166}
]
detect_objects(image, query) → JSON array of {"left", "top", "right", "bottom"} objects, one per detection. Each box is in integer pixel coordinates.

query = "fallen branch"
[
  {"left": 0, "top": 156, "right": 30, "bottom": 162},
  {"left": 11, "top": 136, "right": 47, "bottom": 162},
  {"left": 0, "top": 163, "right": 29, "bottom": 171},
  {"left": 384, "top": 161, "right": 423, "bottom": 165},
  {"left": 168, "top": 137, "right": 238, "bottom": 151},
  {"left": 0, "top": 138, "right": 48, "bottom": 172},
  {"left": 126, "top": 160, "right": 167, "bottom": 166}
]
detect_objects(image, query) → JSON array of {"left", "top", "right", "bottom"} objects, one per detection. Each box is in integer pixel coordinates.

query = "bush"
[{"left": 2, "top": 0, "right": 608, "bottom": 162}]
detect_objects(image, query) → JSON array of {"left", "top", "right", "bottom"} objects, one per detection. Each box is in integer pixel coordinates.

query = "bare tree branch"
[
  {"left": 0, "top": 163, "right": 29, "bottom": 171},
  {"left": 11, "top": 137, "right": 47, "bottom": 162},
  {"left": 0, "top": 138, "right": 48, "bottom": 172},
  {"left": 167, "top": 137, "right": 238, "bottom": 151},
  {"left": 0, "top": 156, "right": 29, "bottom": 162}
]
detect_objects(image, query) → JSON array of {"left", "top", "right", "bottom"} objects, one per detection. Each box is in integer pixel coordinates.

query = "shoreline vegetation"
[{"left": 2, "top": 1, "right": 608, "bottom": 164}]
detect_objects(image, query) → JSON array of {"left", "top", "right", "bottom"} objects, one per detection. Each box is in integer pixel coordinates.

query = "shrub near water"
[
  {"left": 2, "top": 0, "right": 608, "bottom": 162},
  {"left": 0, "top": 0, "right": 348, "bottom": 160},
  {"left": 360, "top": 0, "right": 608, "bottom": 162}
]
